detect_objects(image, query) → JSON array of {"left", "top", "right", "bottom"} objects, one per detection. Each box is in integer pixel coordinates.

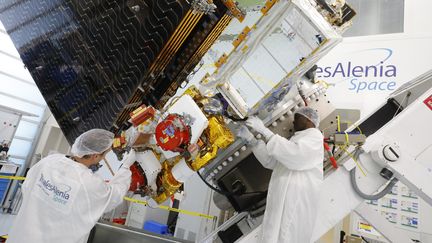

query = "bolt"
[{"left": 131, "top": 5, "right": 140, "bottom": 12}]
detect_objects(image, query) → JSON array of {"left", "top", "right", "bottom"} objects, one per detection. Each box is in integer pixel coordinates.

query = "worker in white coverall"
[
  {"left": 7, "top": 129, "right": 136, "bottom": 243},
  {"left": 237, "top": 107, "right": 323, "bottom": 243}
]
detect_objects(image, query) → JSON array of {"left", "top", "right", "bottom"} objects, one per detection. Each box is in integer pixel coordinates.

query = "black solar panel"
[{"left": 0, "top": 0, "right": 230, "bottom": 143}]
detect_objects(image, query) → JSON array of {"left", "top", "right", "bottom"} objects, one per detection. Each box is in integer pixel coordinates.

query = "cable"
[
  {"left": 361, "top": 236, "right": 371, "bottom": 243},
  {"left": 350, "top": 167, "right": 398, "bottom": 200},
  {"left": 355, "top": 125, "right": 363, "bottom": 135},
  {"left": 197, "top": 171, "right": 268, "bottom": 197},
  {"left": 340, "top": 146, "right": 366, "bottom": 176},
  {"left": 197, "top": 171, "right": 232, "bottom": 196},
  {"left": 349, "top": 148, "right": 399, "bottom": 200},
  {"left": 392, "top": 92, "right": 410, "bottom": 118}
]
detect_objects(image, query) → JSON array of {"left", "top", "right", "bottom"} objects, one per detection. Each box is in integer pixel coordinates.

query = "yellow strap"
[
  {"left": 124, "top": 197, "right": 216, "bottom": 220},
  {"left": 337, "top": 115, "right": 341, "bottom": 132},
  {"left": 0, "top": 235, "right": 8, "bottom": 239},
  {"left": 356, "top": 125, "right": 363, "bottom": 135},
  {"left": 341, "top": 146, "right": 367, "bottom": 177},
  {"left": 0, "top": 175, "right": 26, "bottom": 180},
  {"left": 344, "top": 132, "right": 350, "bottom": 144},
  {"left": 123, "top": 196, "right": 148, "bottom": 206}
]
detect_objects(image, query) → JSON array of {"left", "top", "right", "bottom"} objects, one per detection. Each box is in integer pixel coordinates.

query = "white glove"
[
  {"left": 245, "top": 116, "right": 274, "bottom": 141},
  {"left": 121, "top": 149, "right": 136, "bottom": 168},
  {"left": 236, "top": 126, "right": 258, "bottom": 146}
]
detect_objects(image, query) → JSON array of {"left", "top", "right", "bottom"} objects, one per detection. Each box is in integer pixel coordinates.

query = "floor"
[{"left": 0, "top": 213, "right": 16, "bottom": 236}]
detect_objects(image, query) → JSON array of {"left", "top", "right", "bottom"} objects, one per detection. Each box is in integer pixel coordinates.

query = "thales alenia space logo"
[{"left": 317, "top": 48, "right": 397, "bottom": 93}]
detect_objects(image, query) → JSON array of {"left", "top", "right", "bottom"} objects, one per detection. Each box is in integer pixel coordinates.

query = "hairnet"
[
  {"left": 294, "top": 107, "right": 320, "bottom": 128},
  {"left": 71, "top": 129, "right": 114, "bottom": 158}
]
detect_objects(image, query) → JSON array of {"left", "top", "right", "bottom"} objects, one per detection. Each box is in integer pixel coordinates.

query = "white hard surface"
[
  {"left": 172, "top": 159, "right": 195, "bottom": 183},
  {"left": 136, "top": 150, "right": 161, "bottom": 186}
]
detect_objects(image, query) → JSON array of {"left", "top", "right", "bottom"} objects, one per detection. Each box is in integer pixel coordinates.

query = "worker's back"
[{"left": 7, "top": 154, "right": 112, "bottom": 243}]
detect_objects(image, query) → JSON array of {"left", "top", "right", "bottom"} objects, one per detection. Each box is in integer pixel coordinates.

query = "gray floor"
[{"left": 0, "top": 213, "right": 16, "bottom": 236}]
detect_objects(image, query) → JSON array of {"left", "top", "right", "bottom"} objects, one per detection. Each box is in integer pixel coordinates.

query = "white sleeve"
[
  {"left": 251, "top": 140, "right": 278, "bottom": 170},
  {"left": 105, "top": 167, "right": 132, "bottom": 212},
  {"left": 266, "top": 133, "right": 323, "bottom": 171},
  {"left": 83, "top": 167, "right": 132, "bottom": 214}
]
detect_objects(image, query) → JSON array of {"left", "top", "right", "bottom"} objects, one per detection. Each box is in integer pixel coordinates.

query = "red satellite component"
[
  {"left": 155, "top": 114, "right": 191, "bottom": 152},
  {"left": 129, "top": 162, "right": 147, "bottom": 192},
  {"left": 130, "top": 105, "right": 156, "bottom": 127}
]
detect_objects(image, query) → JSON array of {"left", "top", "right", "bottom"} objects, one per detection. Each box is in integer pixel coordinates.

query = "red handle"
[{"left": 324, "top": 142, "right": 338, "bottom": 169}]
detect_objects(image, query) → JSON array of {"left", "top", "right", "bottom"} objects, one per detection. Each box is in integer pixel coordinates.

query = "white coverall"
[
  {"left": 7, "top": 154, "right": 131, "bottom": 243},
  {"left": 253, "top": 128, "right": 323, "bottom": 243}
]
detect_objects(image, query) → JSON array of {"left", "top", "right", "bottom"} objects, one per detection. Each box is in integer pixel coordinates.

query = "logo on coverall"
[{"left": 37, "top": 173, "right": 72, "bottom": 205}]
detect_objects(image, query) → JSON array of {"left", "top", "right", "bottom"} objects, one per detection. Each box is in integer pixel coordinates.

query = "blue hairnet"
[
  {"left": 71, "top": 129, "right": 114, "bottom": 158},
  {"left": 294, "top": 107, "right": 320, "bottom": 128}
]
